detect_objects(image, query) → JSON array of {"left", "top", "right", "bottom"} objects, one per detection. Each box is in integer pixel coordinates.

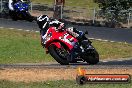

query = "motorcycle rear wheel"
[{"left": 48, "top": 45, "right": 69, "bottom": 65}]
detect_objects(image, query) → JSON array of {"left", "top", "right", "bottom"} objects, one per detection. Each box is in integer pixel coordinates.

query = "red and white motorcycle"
[{"left": 41, "top": 26, "right": 99, "bottom": 65}]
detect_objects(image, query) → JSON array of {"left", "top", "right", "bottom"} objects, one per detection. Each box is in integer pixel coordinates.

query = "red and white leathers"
[
  {"left": 37, "top": 15, "right": 85, "bottom": 46},
  {"left": 66, "top": 27, "right": 80, "bottom": 38},
  {"left": 49, "top": 20, "right": 83, "bottom": 38}
]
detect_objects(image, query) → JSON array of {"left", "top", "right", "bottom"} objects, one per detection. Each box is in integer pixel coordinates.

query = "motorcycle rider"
[
  {"left": 37, "top": 15, "right": 90, "bottom": 61},
  {"left": 8, "top": 0, "right": 24, "bottom": 18},
  {"left": 8, "top": 0, "right": 24, "bottom": 11},
  {"left": 37, "top": 15, "right": 88, "bottom": 44}
]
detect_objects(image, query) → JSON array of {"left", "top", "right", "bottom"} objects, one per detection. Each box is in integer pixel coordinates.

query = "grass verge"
[
  {"left": 31, "top": 0, "right": 98, "bottom": 8},
  {"left": 0, "top": 28, "right": 132, "bottom": 64},
  {"left": 0, "top": 80, "right": 131, "bottom": 88},
  {"left": 0, "top": 28, "right": 54, "bottom": 64}
]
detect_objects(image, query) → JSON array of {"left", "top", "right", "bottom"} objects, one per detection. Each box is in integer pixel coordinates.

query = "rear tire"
[{"left": 48, "top": 45, "right": 69, "bottom": 65}]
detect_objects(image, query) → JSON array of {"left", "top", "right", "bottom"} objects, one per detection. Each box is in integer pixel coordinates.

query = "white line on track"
[
  {"left": 89, "top": 38, "right": 116, "bottom": 43},
  {"left": 96, "top": 39, "right": 102, "bottom": 41},
  {"left": 17, "top": 29, "right": 23, "bottom": 30},
  {"left": 9, "top": 28, "right": 15, "bottom": 30},
  {"left": 102, "top": 61, "right": 108, "bottom": 62},
  {"left": 102, "top": 40, "right": 109, "bottom": 42},
  {"left": 110, "top": 41, "right": 115, "bottom": 42},
  {"left": 25, "top": 30, "right": 30, "bottom": 32},
  {"left": 0, "top": 27, "right": 4, "bottom": 29},
  {"left": 0, "top": 26, "right": 128, "bottom": 44},
  {"left": 35, "top": 31, "right": 39, "bottom": 33},
  {"left": 118, "top": 42, "right": 122, "bottom": 44},
  {"left": 89, "top": 38, "right": 95, "bottom": 40},
  {"left": 117, "top": 60, "right": 123, "bottom": 61}
]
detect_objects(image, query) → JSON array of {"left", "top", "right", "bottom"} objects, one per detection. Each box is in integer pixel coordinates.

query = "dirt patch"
[
  {"left": 30, "top": 10, "right": 54, "bottom": 17},
  {"left": 0, "top": 68, "right": 132, "bottom": 82}
]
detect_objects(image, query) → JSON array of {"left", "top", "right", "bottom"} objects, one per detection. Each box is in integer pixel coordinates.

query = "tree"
[{"left": 94, "top": 0, "right": 132, "bottom": 23}]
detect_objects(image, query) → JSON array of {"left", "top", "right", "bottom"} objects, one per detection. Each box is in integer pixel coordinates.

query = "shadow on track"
[
  {"left": 49, "top": 58, "right": 132, "bottom": 66},
  {"left": 0, "top": 59, "right": 132, "bottom": 69}
]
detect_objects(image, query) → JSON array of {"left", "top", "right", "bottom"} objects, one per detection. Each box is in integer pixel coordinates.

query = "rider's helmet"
[
  {"left": 50, "top": 19, "right": 65, "bottom": 31},
  {"left": 37, "top": 15, "right": 50, "bottom": 30}
]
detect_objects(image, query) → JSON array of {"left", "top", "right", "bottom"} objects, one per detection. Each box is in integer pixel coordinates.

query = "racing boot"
[
  {"left": 81, "top": 40, "right": 94, "bottom": 51},
  {"left": 40, "top": 30, "right": 47, "bottom": 47},
  {"left": 77, "top": 33, "right": 93, "bottom": 51}
]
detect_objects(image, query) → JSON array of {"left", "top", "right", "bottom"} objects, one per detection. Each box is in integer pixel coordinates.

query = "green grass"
[
  {"left": 31, "top": 0, "right": 98, "bottom": 8},
  {"left": 0, "top": 29, "right": 54, "bottom": 64},
  {"left": 0, "top": 80, "right": 132, "bottom": 88},
  {"left": 92, "top": 41, "right": 132, "bottom": 59},
  {"left": 0, "top": 28, "right": 132, "bottom": 64}
]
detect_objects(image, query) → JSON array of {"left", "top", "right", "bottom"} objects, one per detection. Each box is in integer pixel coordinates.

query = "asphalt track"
[
  {"left": 0, "top": 18, "right": 132, "bottom": 43},
  {"left": 0, "top": 58, "right": 132, "bottom": 69},
  {"left": 0, "top": 18, "right": 132, "bottom": 69}
]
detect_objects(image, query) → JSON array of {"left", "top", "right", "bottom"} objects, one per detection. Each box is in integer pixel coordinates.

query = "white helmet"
[{"left": 50, "top": 20, "right": 65, "bottom": 30}]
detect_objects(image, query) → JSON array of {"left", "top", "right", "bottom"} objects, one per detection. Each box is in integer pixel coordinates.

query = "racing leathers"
[{"left": 37, "top": 15, "right": 89, "bottom": 62}]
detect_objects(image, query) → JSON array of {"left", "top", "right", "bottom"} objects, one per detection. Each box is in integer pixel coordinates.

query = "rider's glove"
[{"left": 57, "top": 23, "right": 65, "bottom": 31}]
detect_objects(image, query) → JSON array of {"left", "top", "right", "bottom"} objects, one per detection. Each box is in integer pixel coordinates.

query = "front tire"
[
  {"left": 48, "top": 45, "right": 69, "bottom": 65},
  {"left": 86, "top": 50, "right": 99, "bottom": 65},
  {"left": 9, "top": 10, "right": 18, "bottom": 21},
  {"left": 25, "top": 12, "right": 34, "bottom": 22}
]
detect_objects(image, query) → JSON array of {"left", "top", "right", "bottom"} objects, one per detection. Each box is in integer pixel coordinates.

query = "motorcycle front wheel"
[
  {"left": 9, "top": 10, "right": 18, "bottom": 21},
  {"left": 48, "top": 45, "right": 69, "bottom": 65},
  {"left": 26, "top": 12, "right": 34, "bottom": 22},
  {"left": 86, "top": 50, "right": 99, "bottom": 65},
  {"left": 82, "top": 49, "right": 99, "bottom": 65}
]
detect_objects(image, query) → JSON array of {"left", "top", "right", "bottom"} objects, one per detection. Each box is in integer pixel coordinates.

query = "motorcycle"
[
  {"left": 9, "top": 1, "right": 33, "bottom": 22},
  {"left": 41, "top": 27, "right": 99, "bottom": 65}
]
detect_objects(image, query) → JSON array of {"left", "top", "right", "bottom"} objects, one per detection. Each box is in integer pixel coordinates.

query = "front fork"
[{"left": 68, "top": 40, "right": 94, "bottom": 61}]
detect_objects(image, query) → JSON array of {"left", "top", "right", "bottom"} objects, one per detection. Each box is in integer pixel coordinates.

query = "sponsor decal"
[{"left": 76, "top": 67, "right": 131, "bottom": 85}]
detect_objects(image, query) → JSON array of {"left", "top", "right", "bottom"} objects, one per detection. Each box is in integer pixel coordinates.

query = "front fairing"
[
  {"left": 14, "top": 1, "right": 28, "bottom": 12},
  {"left": 44, "top": 27, "right": 78, "bottom": 50}
]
